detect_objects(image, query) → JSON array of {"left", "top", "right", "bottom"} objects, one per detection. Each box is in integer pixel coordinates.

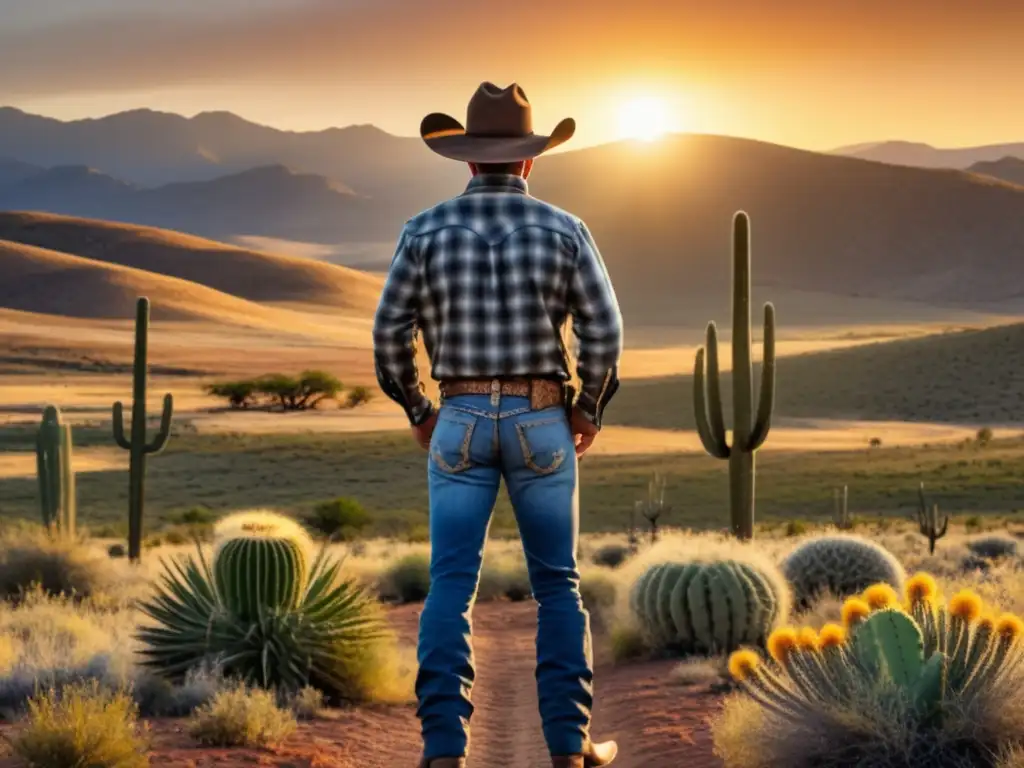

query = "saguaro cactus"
[
  {"left": 833, "top": 485, "right": 853, "bottom": 529},
  {"left": 913, "top": 481, "right": 949, "bottom": 554},
  {"left": 693, "top": 212, "right": 776, "bottom": 540},
  {"left": 112, "top": 297, "right": 173, "bottom": 562},
  {"left": 36, "top": 405, "right": 76, "bottom": 536}
]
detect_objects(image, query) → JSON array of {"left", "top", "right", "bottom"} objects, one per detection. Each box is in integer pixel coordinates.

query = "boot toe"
[{"left": 585, "top": 740, "right": 618, "bottom": 766}]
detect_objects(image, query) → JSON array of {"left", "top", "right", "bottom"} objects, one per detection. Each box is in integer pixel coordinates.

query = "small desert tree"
[{"left": 205, "top": 380, "right": 258, "bottom": 409}]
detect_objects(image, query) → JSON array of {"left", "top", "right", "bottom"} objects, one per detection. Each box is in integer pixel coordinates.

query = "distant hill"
[
  {"left": 0, "top": 239, "right": 317, "bottom": 328},
  {"left": 0, "top": 158, "right": 43, "bottom": 186},
  {"left": 0, "top": 106, "right": 464, "bottom": 204},
  {"left": 968, "top": 157, "right": 1024, "bottom": 187},
  {"left": 607, "top": 321, "right": 1024, "bottom": 429},
  {"left": 830, "top": 140, "right": 1024, "bottom": 169},
  {"left": 0, "top": 212, "right": 383, "bottom": 312},
  {"left": 0, "top": 163, "right": 399, "bottom": 242},
  {"left": 525, "top": 134, "right": 1024, "bottom": 319}
]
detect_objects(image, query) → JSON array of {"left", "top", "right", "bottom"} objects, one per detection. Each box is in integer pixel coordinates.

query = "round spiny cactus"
[
  {"left": 213, "top": 536, "right": 308, "bottom": 621},
  {"left": 782, "top": 534, "right": 906, "bottom": 608},
  {"left": 633, "top": 558, "right": 787, "bottom": 654}
]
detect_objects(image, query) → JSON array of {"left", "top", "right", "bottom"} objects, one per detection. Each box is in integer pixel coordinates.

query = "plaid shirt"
[{"left": 372, "top": 173, "right": 623, "bottom": 427}]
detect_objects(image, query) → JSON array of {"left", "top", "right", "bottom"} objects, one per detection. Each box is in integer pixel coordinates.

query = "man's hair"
[{"left": 475, "top": 161, "right": 523, "bottom": 175}]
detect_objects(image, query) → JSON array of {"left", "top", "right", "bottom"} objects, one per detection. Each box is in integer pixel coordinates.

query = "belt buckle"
[{"left": 490, "top": 378, "right": 501, "bottom": 406}]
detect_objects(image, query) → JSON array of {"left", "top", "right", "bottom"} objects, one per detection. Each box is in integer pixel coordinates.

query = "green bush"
[
  {"left": 204, "top": 380, "right": 258, "bottom": 409},
  {"left": 107, "top": 543, "right": 127, "bottom": 559},
  {"left": 8, "top": 681, "right": 149, "bottom": 768},
  {"left": 343, "top": 386, "right": 374, "bottom": 408},
  {"left": 305, "top": 498, "right": 371, "bottom": 539},
  {"left": 188, "top": 684, "right": 296, "bottom": 748},
  {"left": 592, "top": 543, "right": 631, "bottom": 568},
  {"left": 378, "top": 553, "right": 431, "bottom": 603},
  {"left": 785, "top": 520, "right": 809, "bottom": 537}
]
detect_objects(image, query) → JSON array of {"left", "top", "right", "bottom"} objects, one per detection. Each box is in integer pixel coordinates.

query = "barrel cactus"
[
  {"left": 782, "top": 534, "right": 906, "bottom": 608},
  {"left": 717, "top": 573, "right": 1024, "bottom": 767},
  {"left": 631, "top": 559, "right": 788, "bottom": 654},
  {"left": 137, "top": 510, "right": 385, "bottom": 700}
]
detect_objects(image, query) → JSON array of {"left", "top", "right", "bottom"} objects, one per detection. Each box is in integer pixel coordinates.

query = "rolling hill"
[
  {"left": 607, "top": 321, "right": 1024, "bottom": 430},
  {"left": 0, "top": 212, "right": 384, "bottom": 312},
  {"left": 0, "top": 239, "right": 320, "bottom": 329},
  {"left": 830, "top": 140, "right": 1024, "bottom": 169},
  {"left": 968, "top": 157, "right": 1024, "bottom": 187}
]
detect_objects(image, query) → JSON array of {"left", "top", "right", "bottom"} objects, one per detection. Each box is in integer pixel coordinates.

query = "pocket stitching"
[
  {"left": 431, "top": 418, "right": 476, "bottom": 473},
  {"left": 515, "top": 421, "right": 567, "bottom": 475}
]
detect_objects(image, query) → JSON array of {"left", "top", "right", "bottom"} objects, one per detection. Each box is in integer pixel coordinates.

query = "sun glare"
[{"left": 618, "top": 97, "right": 670, "bottom": 142}]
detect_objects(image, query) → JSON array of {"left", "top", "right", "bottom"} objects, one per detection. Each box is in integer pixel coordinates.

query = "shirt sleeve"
[
  {"left": 372, "top": 227, "right": 435, "bottom": 426},
  {"left": 567, "top": 219, "right": 623, "bottom": 428}
]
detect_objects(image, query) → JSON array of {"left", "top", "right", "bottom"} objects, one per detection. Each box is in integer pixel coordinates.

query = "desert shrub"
[
  {"left": 968, "top": 535, "right": 1019, "bottom": 560},
  {"left": 173, "top": 507, "right": 219, "bottom": 526},
  {"left": 137, "top": 510, "right": 388, "bottom": 704},
  {"left": 344, "top": 386, "right": 374, "bottom": 408},
  {"left": 7, "top": 681, "right": 149, "bottom": 768},
  {"left": 107, "top": 544, "right": 126, "bottom": 559},
  {"left": 713, "top": 573, "right": 1024, "bottom": 768},
  {"left": 188, "top": 683, "right": 296, "bottom": 748},
  {"left": 256, "top": 370, "right": 342, "bottom": 410},
  {"left": 962, "top": 554, "right": 994, "bottom": 573},
  {"left": 378, "top": 552, "right": 431, "bottom": 603},
  {"left": 671, "top": 656, "right": 726, "bottom": 688},
  {"left": 629, "top": 559, "right": 789, "bottom": 655},
  {"left": 784, "top": 520, "right": 808, "bottom": 537},
  {"left": 965, "top": 515, "right": 983, "bottom": 531},
  {"left": 580, "top": 569, "right": 618, "bottom": 614},
  {"left": 781, "top": 534, "right": 906, "bottom": 608},
  {"left": 977, "top": 426, "right": 994, "bottom": 446},
  {"left": 131, "top": 665, "right": 222, "bottom": 717},
  {"left": 286, "top": 686, "right": 325, "bottom": 720},
  {"left": 592, "top": 543, "right": 630, "bottom": 568},
  {"left": 609, "top": 621, "right": 648, "bottom": 662},
  {"left": 204, "top": 379, "right": 258, "bottom": 409},
  {"left": 305, "top": 497, "right": 371, "bottom": 539},
  {"left": 0, "top": 529, "right": 115, "bottom": 600}
]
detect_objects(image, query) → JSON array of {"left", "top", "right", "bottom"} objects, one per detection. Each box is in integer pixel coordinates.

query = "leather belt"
[{"left": 439, "top": 377, "right": 564, "bottom": 411}]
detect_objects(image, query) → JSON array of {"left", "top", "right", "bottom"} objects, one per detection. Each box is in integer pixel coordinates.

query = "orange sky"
[{"left": 2, "top": 0, "right": 1023, "bottom": 151}]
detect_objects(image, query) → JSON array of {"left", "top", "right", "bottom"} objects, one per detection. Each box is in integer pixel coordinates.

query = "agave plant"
[
  {"left": 137, "top": 512, "right": 386, "bottom": 701},
  {"left": 715, "top": 572, "right": 1024, "bottom": 767}
]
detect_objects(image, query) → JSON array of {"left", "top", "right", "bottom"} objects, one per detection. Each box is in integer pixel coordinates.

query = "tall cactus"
[
  {"left": 35, "top": 405, "right": 76, "bottom": 537},
  {"left": 913, "top": 481, "right": 948, "bottom": 554},
  {"left": 833, "top": 485, "right": 853, "bottom": 529},
  {"left": 693, "top": 212, "right": 776, "bottom": 539},
  {"left": 112, "top": 297, "right": 173, "bottom": 562}
]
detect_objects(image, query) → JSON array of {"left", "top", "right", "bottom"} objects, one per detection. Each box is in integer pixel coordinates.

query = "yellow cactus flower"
[
  {"left": 948, "top": 590, "right": 984, "bottom": 623},
  {"left": 905, "top": 573, "right": 938, "bottom": 605},
  {"left": 728, "top": 649, "right": 761, "bottom": 681},
  {"left": 841, "top": 597, "right": 872, "bottom": 628},
  {"left": 767, "top": 627, "right": 799, "bottom": 664},
  {"left": 797, "top": 627, "right": 821, "bottom": 652},
  {"left": 818, "top": 623, "right": 847, "bottom": 649},
  {"left": 863, "top": 583, "right": 900, "bottom": 610},
  {"left": 996, "top": 613, "right": 1024, "bottom": 642}
]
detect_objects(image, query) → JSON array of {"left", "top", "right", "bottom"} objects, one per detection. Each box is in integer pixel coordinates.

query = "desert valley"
[{"left": 1, "top": 100, "right": 1024, "bottom": 768}]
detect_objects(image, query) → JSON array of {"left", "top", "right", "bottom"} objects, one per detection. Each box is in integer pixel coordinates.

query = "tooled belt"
[{"left": 438, "top": 377, "right": 564, "bottom": 410}]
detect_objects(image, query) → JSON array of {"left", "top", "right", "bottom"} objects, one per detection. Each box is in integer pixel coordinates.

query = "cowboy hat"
[{"left": 420, "top": 82, "right": 575, "bottom": 163}]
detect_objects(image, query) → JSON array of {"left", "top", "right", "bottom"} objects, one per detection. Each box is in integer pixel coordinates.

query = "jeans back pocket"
[
  {"left": 514, "top": 412, "right": 570, "bottom": 475},
  {"left": 430, "top": 407, "right": 479, "bottom": 474}
]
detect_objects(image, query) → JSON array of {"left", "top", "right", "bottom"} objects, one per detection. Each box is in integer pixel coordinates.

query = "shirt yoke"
[{"left": 402, "top": 194, "right": 582, "bottom": 249}]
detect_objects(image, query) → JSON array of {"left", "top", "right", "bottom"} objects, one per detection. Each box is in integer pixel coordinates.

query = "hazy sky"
[{"left": 2, "top": 0, "right": 1023, "bottom": 151}]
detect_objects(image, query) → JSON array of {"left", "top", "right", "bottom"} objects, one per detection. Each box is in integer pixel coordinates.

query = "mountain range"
[
  {"left": 2, "top": 107, "right": 1024, "bottom": 317},
  {"left": 831, "top": 140, "right": 1024, "bottom": 170}
]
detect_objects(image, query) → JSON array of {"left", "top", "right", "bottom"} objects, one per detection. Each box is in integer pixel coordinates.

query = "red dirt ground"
[{"left": 3, "top": 602, "right": 725, "bottom": 767}]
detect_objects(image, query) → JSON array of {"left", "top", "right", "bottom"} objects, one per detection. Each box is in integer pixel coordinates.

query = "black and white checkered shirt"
[{"left": 372, "top": 173, "right": 623, "bottom": 427}]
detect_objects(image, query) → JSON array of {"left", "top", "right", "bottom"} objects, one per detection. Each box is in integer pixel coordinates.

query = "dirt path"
[{"left": 2, "top": 602, "right": 724, "bottom": 767}]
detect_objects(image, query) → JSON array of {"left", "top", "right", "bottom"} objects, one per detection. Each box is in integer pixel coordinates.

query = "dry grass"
[
  {"left": 187, "top": 684, "right": 296, "bottom": 748},
  {"left": 6, "top": 681, "right": 149, "bottom": 768}
]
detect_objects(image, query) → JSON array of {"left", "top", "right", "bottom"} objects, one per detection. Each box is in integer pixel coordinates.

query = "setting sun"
[{"left": 617, "top": 97, "right": 670, "bottom": 141}]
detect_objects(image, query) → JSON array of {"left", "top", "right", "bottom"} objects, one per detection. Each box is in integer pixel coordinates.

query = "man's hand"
[
  {"left": 570, "top": 407, "right": 599, "bottom": 458},
  {"left": 412, "top": 412, "right": 438, "bottom": 451}
]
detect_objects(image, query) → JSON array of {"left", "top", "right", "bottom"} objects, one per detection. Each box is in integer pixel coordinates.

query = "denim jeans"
[{"left": 416, "top": 393, "right": 593, "bottom": 760}]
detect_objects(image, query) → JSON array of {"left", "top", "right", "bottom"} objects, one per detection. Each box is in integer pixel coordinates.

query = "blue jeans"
[{"left": 416, "top": 394, "right": 593, "bottom": 760}]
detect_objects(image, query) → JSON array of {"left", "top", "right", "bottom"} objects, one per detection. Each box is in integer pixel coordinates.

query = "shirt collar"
[{"left": 463, "top": 174, "right": 529, "bottom": 196}]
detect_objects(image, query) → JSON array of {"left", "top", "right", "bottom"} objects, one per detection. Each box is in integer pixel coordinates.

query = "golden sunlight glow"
[{"left": 617, "top": 97, "right": 670, "bottom": 142}]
